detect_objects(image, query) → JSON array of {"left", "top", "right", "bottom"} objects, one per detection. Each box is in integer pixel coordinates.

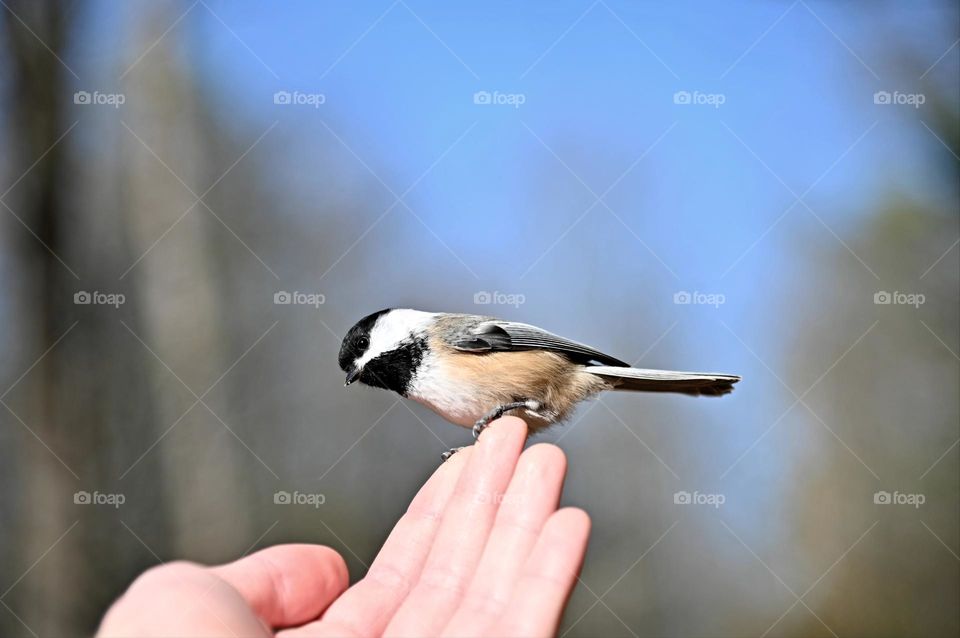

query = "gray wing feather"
[{"left": 447, "top": 318, "right": 630, "bottom": 367}]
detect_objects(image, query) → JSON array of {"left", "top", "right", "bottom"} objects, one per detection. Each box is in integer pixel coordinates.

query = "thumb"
[{"left": 212, "top": 544, "right": 349, "bottom": 628}]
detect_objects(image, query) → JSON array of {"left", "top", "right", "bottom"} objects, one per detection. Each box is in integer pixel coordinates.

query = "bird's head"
[{"left": 339, "top": 308, "right": 433, "bottom": 395}]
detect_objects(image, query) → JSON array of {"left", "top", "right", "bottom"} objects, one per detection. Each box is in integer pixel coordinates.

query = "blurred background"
[{"left": 0, "top": 1, "right": 957, "bottom": 636}]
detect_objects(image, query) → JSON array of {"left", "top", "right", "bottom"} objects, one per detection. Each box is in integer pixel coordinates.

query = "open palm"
[{"left": 98, "top": 417, "right": 590, "bottom": 637}]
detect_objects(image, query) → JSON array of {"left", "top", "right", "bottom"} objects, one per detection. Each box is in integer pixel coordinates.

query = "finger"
[
  {"left": 210, "top": 544, "right": 348, "bottom": 628},
  {"left": 486, "top": 508, "right": 591, "bottom": 638},
  {"left": 282, "top": 446, "right": 473, "bottom": 638},
  {"left": 442, "top": 444, "right": 567, "bottom": 637},
  {"left": 385, "top": 416, "right": 527, "bottom": 637}
]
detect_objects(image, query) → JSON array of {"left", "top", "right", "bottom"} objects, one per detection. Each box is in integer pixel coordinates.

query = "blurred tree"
[
  {"left": 1, "top": 1, "right": 388, "bottom": 633},
  {"left": 783, "top": 34, "right": 959, "bottom": 638},
  {"left": 0, "top": 1, "right": 170, "bottom": 635},
  {"left": 118, "top": 3, "right": 258, "bottom": 560}
]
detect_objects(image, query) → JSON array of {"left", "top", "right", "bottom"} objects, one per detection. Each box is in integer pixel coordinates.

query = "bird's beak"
[{"left": 345, "top": 367, "right": 360, "bottom": 386}]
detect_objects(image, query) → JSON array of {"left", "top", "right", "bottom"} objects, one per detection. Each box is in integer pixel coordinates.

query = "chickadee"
[{"left": 339, "top": 309, "right": 740, "bottom": 460}]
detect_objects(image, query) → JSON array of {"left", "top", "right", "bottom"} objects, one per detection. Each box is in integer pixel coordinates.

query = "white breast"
[{"left": 406, "top": 350, "right": 486, "bottom": 427}]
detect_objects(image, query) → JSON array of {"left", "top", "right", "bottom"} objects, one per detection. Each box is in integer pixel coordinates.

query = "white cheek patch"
[{"left": 355, "top": 309, "right": 437, "bottom": 369}]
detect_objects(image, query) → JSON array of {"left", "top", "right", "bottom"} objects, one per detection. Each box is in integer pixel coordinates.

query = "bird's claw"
[
  {"left": 472, "top": 400, "right": 539, "bottom": 440},
  {"left": 441, "top": 446, "right": 466, "bottom": 462}
]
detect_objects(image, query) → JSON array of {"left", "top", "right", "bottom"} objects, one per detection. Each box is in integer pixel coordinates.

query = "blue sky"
[{"left": 178, "top": 0, "right": 948, "bottom": 289}]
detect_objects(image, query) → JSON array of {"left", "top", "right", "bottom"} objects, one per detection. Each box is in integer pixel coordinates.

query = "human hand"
[{"left": 98, "top": 417, "right": 590, "bottom": 637}]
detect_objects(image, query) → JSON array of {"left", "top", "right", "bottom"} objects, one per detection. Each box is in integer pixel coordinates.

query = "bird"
[{"left": 339, "top": 309, "right": 740, "bottom": 460}]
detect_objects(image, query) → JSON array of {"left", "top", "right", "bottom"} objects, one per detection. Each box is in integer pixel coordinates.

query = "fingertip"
[
  {"left": 407, "top": 446, "right": 473, "bottom": 515},
  {"left": 442, "top": 445, "right": 474, "bottom": 469},
  {"left": 557, "top": 506, "right": 591, "bottom": 526},
  {"left": 274, "top": 544, "right": 349, "bottom": 589},
  {"left": 529, "top": 508, "right": 591, "bottom": 585},
  {"left": 438, "top": 444, "right": 475, "bottom": 478},
  {"left": 213, "top": 543, "right": 350, "bottom": 627},
  {"left": 471, "top": 416, "right": 527, "bottom": 473},
  {"left": 492, "top": 414, "right": 528, "bottom": 434},
  {"left": 523, "top": 443, "right": 567, "bottom": 475},
  {"left": 549, "top": 507, "right": 592, "bottom": 539},
  {"left": 478, "top": 415, "right": 528, "bottom": 447}
]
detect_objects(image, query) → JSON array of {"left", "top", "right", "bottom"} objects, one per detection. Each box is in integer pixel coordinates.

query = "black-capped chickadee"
[{"left": 339, "top": 309, "right": 740, "bottom": 459}]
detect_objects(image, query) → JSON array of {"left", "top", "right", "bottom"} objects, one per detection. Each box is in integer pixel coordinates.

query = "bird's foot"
[
  {"left": 441, "top": 446, "right": 466, "bottom": 462},
  {"left": 472, "top": 400, "right": 541, "bottom": 440}
]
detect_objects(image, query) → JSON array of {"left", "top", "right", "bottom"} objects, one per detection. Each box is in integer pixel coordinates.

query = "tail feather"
[{"left": 587, "top": 366, "right": 740, "bottom": 397}]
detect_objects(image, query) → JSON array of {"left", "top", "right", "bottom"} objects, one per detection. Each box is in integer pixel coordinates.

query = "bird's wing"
[{"left": 446, "top": 318, "right": 630, "bottom": 367}]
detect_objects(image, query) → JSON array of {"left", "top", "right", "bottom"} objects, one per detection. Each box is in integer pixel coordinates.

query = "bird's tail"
[{"left": 586, "top": 366, "right": 740, "bottom": 397}]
